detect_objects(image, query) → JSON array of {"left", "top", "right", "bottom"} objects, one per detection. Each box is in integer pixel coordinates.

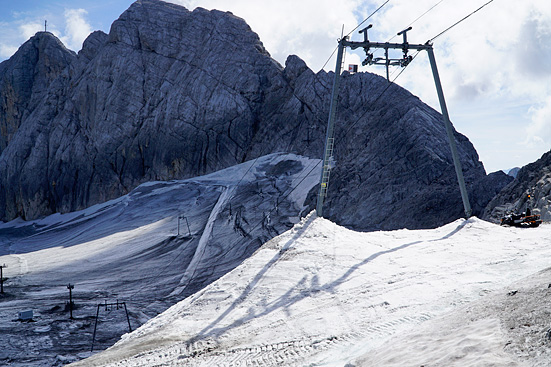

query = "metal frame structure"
[
  {"left": 67, "top": 283, "right": 75, "bottom": 319},
  {"left": 178, "top": 215, "right": 191, "bottom": 237},
  {"left": 91, "top": 300, "right": 132, "bottom": 352},
  {"left": 316, "top": 26, "right": 472, "bottom": 219}
]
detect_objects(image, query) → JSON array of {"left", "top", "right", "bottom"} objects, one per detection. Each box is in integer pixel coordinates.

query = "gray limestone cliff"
[
  {"left": 483, "top": 150, "right": 551, "bottom": 222},
  {"left": 0, "top": 32, "right": 76, "bottom": 153},
  {"left": 0, "top": 0, "right": 508, "bottom": 230}
]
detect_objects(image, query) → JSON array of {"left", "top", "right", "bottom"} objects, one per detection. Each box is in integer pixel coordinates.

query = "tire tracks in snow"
[{"left": 100, "top": 312, "right": 434, "bottom": 367}]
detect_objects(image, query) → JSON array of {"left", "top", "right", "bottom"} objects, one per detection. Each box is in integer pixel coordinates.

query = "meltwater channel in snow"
[{"left": 72, "top": 211, "right": 551, "bottom": 366}]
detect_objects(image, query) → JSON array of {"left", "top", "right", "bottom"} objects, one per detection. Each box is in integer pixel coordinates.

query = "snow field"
[{"left": 73, "top": 215, "right": 551, "bottom": 366}]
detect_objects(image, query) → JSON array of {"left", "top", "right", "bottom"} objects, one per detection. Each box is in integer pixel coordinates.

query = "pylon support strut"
[
  {"left": 316, "top": 39, "right": 346, "bottom": 218},
  {"left": 426, "top": 47, "right": 472, "bottom": 218}
]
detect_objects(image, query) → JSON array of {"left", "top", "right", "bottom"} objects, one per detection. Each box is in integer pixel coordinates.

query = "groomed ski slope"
[{"left": 73, "top": 213, "right": 551, "bottom": 367}]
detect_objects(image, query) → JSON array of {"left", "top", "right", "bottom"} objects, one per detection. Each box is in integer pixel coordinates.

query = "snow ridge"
[{"left": 170, "top": 185, "right": 235, "bottom": 297}]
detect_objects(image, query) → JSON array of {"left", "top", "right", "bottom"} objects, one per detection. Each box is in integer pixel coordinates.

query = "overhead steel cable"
[
  {"left": 345, "top": 0, "right": 391, "bottom": 38},
  {"left": 320, "top": 0, "right": 390, "bottom": 72},
  {"left": 387, "top": 0, "right": 447, "bottom": 43},
  {"left": 320, "top": 45, "right": 339, "bottom": 71},
  {"left": 428, "top": 0, "right": 495, "bottom": 43},
  {"left": 405, "top": 0, "right": 447, "bottom": 30}
]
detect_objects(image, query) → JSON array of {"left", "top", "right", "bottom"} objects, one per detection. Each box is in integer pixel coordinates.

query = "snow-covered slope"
[
  {"left": 2, "top": 152, "right": 550, "bottom": 366},
  {"left": 70, "top": 213, "right": 551, "bottom": 366},
  {"left": 0, "top": 153, "right": 320, "bottom": 366}
]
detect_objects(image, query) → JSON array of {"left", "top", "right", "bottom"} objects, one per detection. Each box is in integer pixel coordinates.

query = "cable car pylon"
[{"left": 316, "top": 25, "right": 472, "bottom": 219}]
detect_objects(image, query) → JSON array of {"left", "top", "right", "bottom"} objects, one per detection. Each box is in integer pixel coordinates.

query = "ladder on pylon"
[
  {"left": 340, "top": 44, "right": 347, "bottom": 72},
  {"left": 319, "top": 138, "right": 334, "bottom": 199},
  {"left": 318, "top": 43, "right": 344, "bottom": 203}
]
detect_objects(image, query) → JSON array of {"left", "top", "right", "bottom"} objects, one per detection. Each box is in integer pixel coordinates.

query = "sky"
[{"left": 0, "top": 0, "right": 550, "bottom": 173}]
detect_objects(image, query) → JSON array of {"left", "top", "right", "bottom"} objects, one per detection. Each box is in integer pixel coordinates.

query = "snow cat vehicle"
[{"left": 500, "top": 211, "right": 542, "bottom": 228}]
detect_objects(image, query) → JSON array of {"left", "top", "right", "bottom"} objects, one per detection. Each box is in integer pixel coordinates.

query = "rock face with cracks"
[
  {"left": 0, "top": 32, "right": 76, "bottom": 153},
  {"left": 0, "top": 0, "right": 508, "bottom": 230}
]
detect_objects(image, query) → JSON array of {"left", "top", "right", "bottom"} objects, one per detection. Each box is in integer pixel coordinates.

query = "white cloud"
[
  {"left": 527, "top": 98, "right": 551, "bottom": 146},
  {"left": 19, "top": 22, "right": 46, "bottom": 40},
  {"left": 61, "top": 8, "right": 93, "bottom": 51},
  {"left": 515, "top": 16, "right": 551, "bottom": 80},
  {"left": 0, "top": 43, "right": 18, "bottom": 59},
  {"left": 0, "top": 20, "right": 44, "bottom": 60}
]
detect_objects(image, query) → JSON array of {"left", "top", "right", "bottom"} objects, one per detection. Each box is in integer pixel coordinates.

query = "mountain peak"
[
  {"left": 107, "top": 0, "right": 267, "bottom": 58},
  {"left": 10, "top": 31, "right": 76, "bottom": 64},
  {"left": 0, "top": 30, "right": 75, "bottom": 153},
  {"left": 28, "top": 31, "right": 75, "bottom": 56},
  {"left": 78, "top": 30, "right": 108, "bottom": 61},
  {"left": 484, "top": 149, "right": 551, "bottom": 221}
]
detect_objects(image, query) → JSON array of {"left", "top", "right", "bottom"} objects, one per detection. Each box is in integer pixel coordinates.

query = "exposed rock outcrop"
[
  {"left": 0, "top": 0, "right": 505, "bottom": 230},
  {"left": 483, "top": 150, "right": 551, "bottom": 222}
]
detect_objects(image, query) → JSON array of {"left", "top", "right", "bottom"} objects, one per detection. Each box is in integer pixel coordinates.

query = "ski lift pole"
[
  {"left": 91, "top": 304, "right": 101, "bottom": 352},
  {"left": 67, "top": 284, "right": 74, "bottom": 319},
  {"left": 0, "top": 264, "right": 6, "bottom": 293},
  {"left": 178, "top": 215, "right": 192, "bottom": 237},
  {"left": 316, "top": 37, "right": 347, "bottom": 218},
  {"left": 426, "top": 45, "right": 472, "bottom": 218}
]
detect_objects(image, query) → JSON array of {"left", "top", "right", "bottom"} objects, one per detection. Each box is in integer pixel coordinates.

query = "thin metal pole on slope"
[
  {"left": 91, "top": 304, "right": 101, "bottom": 352},
  {"left": 67, "top": 284, "right": 74, "bottom": 319},
  {"left": 123, "top": 302, "right": 132, "bottom": 332},
  {"left": 316, "top": 38, "right": 347, "bottom": 218},
  {"left": 0, "top": 264, "right": 5, "bottom": 293},
  {"left": 426, "top": 46, "right": 472, "bottom": 218}
]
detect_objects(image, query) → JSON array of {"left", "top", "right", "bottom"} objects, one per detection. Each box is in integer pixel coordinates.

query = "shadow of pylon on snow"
[
  {"left": 194, "top": 213, "right": 317, "bottom": 339},
  {"left": 191, "top": 216, "right": 471, "bottom": 342},
  {"left": 327, "top": 218, "right": 470, "bottom": 290},
  {"left": 430, "top": 218, "right": 470, "bottom": 241}
]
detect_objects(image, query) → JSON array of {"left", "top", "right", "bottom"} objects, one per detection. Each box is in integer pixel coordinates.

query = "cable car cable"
[
  {"left": 428, "top": 0, "right": 494, "bottom": 43},
  {"left": 387, "top": 0, "right": 447, "bottom": 43},
  {"left": 345, "top": 0, "right": 391, "bottom": 38}
]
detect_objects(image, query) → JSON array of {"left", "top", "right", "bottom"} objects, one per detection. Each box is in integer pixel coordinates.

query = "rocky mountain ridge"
[
  {"left": 483, "top": 150, "right": 551, "bottom": 222},
  {"left": 0, "top": 0, "right": 510, "bottom": 231}
]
